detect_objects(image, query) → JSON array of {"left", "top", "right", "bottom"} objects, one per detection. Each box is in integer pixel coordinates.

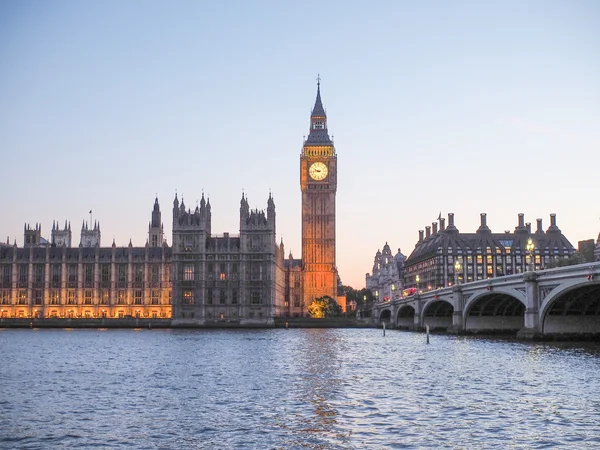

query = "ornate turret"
[
  {"left": 149, "top": 196, "right": 164, "bottom": 247},
  {"left": 305, "top": 76, "right": 333, "bottom": 146},
  {"left": 80, "top": 220, "right": 100, "bottom": 247},
  {"left": 51, "top": 220, "right": 72, "bottom": 247}
]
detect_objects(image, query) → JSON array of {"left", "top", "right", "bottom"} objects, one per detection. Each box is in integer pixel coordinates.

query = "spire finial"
[{"left": 317, "top": 73, "right": 321, "bottom": 87}]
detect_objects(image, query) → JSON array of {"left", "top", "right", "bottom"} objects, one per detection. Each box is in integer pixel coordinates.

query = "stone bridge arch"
[
  {"left": 540, "top": 280, "right": 600, "bottom": 335},
  {"left": 464, "top": 288, "right": 526, "bottom": 333},
  {"left": 379, "top": 308, "right": 392, "bottom": 326},
  {"left": 396, "top": 305, "right": 415, "bottom": 330},
  {"left": 421, "top": 299, "right": 453, "bottom": 331}
]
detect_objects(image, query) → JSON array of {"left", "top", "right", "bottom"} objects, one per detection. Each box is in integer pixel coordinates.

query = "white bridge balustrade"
[{"left": 371, "top": 262, "right": 600, "bottom": 339}]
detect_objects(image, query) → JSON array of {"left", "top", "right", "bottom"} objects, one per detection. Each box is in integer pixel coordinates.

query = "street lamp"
[
  {"left": 454, "top": 260, "right": 462, "bottom": 285},
  {"left": 526, "top": 238, "right": 535, "bottom": 272},
  {"left": 415, "top": 274, "right": 420, "bottom": 292}
]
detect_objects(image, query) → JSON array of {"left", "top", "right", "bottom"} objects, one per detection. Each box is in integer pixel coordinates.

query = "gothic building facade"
[
  {"left": 0, "top": 202, "right": 172, "bottom": 320},
  {"left": 0, "top": 82, "right": 342, "bottom": 321},
  {"left": 283, "top": 80, "right": 342, "bottom": 316},
  {"left": 366, "top": 244, "right": 406, "bottom": 303},
  {"left": 170, "top": 193, "right": 286, "bottom": 324}
]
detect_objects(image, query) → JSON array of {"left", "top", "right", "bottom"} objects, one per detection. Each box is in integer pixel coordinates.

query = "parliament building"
[{"left": 0, "top": 83, "right": 341, "bottom": 323}]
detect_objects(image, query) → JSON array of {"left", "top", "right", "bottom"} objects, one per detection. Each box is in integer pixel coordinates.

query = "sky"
[{"left": 1, "top": 0, "right": 599, "bottom": 289}]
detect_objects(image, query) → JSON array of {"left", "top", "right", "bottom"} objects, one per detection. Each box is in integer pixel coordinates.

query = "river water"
[{"left": 0, "top": 328, "right": 599, "bottom": 449}]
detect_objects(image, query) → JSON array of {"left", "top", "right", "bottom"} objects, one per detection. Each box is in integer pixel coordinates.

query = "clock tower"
[{"left": 300, "top": 79, "right": 338, "bottom": 307}]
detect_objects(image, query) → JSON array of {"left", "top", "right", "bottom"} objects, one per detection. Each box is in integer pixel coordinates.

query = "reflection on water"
[{"left": 1, "top": 328, "right": 599, "bottom": 448}]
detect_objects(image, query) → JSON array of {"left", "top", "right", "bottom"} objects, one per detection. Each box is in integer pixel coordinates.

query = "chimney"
[
  {"left": 448, "top": 213, "right": 455, "bottom": 228},
  {"left": 440, "top": 218, "right": 446, "bottom": 231},
  {"left": 536, "top": 218, "right": 543, "bottom": 233},
  {"left": 419, "top": 230, "right": 424, "bottom": 242},
  {"left": 480, "top": 213, "right": 487, "bottom": 228},
  {"left": 432, "top": 222, "right": 438, "bottom": 234},
  {"left": 518, "top": 213, "right": 525, "bottom": 228},
  {"left": 526, "top": 222, "right": 531, "bottom": 234},
  {"left": 426, "top": 226, "right": 431, "bottom": 238},
  {"left": 550, "top": 213, "right": 557, "bottom": 227}
]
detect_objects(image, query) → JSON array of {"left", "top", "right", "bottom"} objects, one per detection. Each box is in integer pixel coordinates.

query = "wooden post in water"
[
  {"left": 383, "top": 322, "right": 386, "bottom": 336},
  {"left": 426, "top": 324, "right": 430, "bottom": 344}
]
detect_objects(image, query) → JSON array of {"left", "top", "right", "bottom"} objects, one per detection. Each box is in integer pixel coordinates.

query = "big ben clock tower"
[{"left": 300, "top": 78, "right": 338, "bottom": 307}]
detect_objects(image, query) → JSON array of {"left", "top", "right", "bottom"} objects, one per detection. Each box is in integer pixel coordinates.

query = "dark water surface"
[{"left": 1, "top": 328, "right": 599, "bottom": 449}]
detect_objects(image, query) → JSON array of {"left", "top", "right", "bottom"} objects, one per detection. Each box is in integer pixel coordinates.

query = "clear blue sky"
[{"left": 1, "top": 1, "right": 599, "bottom": 288}]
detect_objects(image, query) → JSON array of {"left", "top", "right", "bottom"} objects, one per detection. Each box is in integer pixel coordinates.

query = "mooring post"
[{"left": 426, "top": 324, "right": 430, "bottom": 344}]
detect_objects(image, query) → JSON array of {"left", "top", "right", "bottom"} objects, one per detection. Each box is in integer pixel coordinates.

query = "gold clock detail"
[{"left": 309, "top": 162, "right": 328, "bottom": 181}]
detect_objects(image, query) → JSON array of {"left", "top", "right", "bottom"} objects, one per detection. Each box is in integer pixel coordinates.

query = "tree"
[
  {"left": 546, "top": 252, "right": 587, "bottom": 269},
  {"left": 307, "top": 295, "right": 342, "bottom": 318}
]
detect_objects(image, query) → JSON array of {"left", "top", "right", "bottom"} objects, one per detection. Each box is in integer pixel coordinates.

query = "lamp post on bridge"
[
  {"left": 454, "top": 260, "right": 462, "bottom": 285},
  {"left": 415, "top": 274, "right": 420, "bottom": 293},
  {"left": 526, "top": 238, "right": 535, "bottom": 272}
]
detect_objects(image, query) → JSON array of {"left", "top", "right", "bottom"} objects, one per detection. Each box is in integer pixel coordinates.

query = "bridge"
[{"left": 371, "top": 262, "right": 600, "bottom": 339}]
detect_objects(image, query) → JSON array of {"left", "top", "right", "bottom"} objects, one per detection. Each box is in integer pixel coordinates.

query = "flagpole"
[{"left": 90, "top": 210, "right": 92, "bottom": 228}]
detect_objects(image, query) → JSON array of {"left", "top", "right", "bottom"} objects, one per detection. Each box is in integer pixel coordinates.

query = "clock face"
[{"left": 309, "top": 162, "right": 328, "bottom": 181}]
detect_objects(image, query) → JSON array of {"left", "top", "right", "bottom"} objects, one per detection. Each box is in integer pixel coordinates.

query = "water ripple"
[{"left": 1, "top": 329, "right": 600, "bottom": 448}]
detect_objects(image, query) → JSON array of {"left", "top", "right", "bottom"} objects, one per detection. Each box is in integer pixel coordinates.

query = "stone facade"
[
  {"left": 0, "top": 217, "right": 172, "bottom": 320},
  {"left": 595, "top": 233, "right": 600, "bottom": 261},
  {"left": 295, "top": 80, "right": 340, "bottom": 311},
  {"left": 366, "top": 243, "right": 405, "bottom": 303},
  {"left": 0, "top": 83, "right": 343, "bottom": 321},
  {"left": 170, "top": 193, "right": 285, "bottom": 325}
]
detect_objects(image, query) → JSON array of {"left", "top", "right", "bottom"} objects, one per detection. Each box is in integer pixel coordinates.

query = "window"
[
  {"left": 231, "top": 290, "right": 238, "bottom": 305},
  {"left": 19, "top": 265, "right": 28, "bottom": 283},
  {"left": 33, "top": 290, "right": 43, "bottom": 305},
  {"left": 118, "top": 264, "right": 127, "bottom": 283},
  {"left": 68, "top": 265, "right": 77, "bottom": 283},
  {"left": 85, "top": 265, "right": 93, "bottom": 284},
  {"left": 100, "top": 290, "right": 109, "bottom": 305},
  {"left": 84, "top": 290, "right": 93, "bottom": 305},
  {"left": 184, "top": 264, "right": 194, "bottom": 281},
  {"left": 219, "top": 290, "right": 226, "bottom": 304},
  {"left": 151, "top": 290, "right": 160, "bottom": 305},
  {"left": 183, "top": 290, "right": 194, "bottom": 305},
  {"left": 50, "top": 290, "right": 60, "bottom": 305},
  {"left": 134, "top": 265, "right": 144, "bottom": 283},
  {"left": 117, "top": 290, "right": 126, "bottom": 305},
  {"left": 34, "top": 265, "right": 44, "bottom": 283},
  {"left": 151, "top": 265, "right": 160, "bottom": 283},
  {"left": 101, "top": 265, "right": 110, "bottom": 283},
  {"left": 207, "top": 289, "right": 213, "bottom": 305},
  {"left": 52, "top": 264, "right": 61, "bottom": 283},
  {"left": 252, "top": 292, "right": 261, "bottom": 305},
  {"left": 134, "top": 290, "right": 143, "bottom": 305},
  {"left": 313, "top": 120, "right": 324, "bottom": 129},
  {"left": 67, "top": 291, "right": 76, "bottom": 305},
  {"left": 294, "top": 295, "right": 300, "bottom": 307}
]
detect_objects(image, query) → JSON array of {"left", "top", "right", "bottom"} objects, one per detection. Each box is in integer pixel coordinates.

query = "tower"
[
  {"left": 149, "top": 197, "right": 164, "bottom": 247},
  {"left": 80, "top": 221, "right": 100, "bottom": 247},
  {"left": 51, "top": 220, "right": 72, "bottom": 247},
  {"left": 300, "top": 78, "right": 338, "bottom": 306}
]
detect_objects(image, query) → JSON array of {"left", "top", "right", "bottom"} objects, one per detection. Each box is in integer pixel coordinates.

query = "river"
[{"left": 1, "top": 328, "right": 599, "bottom": 449}]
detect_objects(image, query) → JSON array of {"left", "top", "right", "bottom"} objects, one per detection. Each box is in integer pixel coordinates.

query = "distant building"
[
  {"left": 0, "top": 201, "right": 172, "bottom": 320},
  {"left": 0, "top": 81, "right": 344, "bottom": 321},
  {"left": 366, "top": 243, "right": 405, "bottom": 303},
  {"left": 170, "top": 192, "right": 285, "bottom": 325},
  {"left": 595, "top": 233, "right": 600, "bottom": 262},
  {"left": 403, "top": 213, "right": 576, "bottom": 290},
  {"left": 578, "top": 239, "right": 596, "bottom": 262}
]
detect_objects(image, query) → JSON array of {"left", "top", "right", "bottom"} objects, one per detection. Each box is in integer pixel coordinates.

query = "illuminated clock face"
[{"left": 309, "top": 162, "right": 328, "bottom": 181}]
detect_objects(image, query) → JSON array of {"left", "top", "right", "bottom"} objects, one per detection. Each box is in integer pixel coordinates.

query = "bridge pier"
[
  {"left": 517, "top": 272, "right": 544, "bottom": 339},
  {"left": 448, "top": 285, "right": 464, "bottom": 334}
]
